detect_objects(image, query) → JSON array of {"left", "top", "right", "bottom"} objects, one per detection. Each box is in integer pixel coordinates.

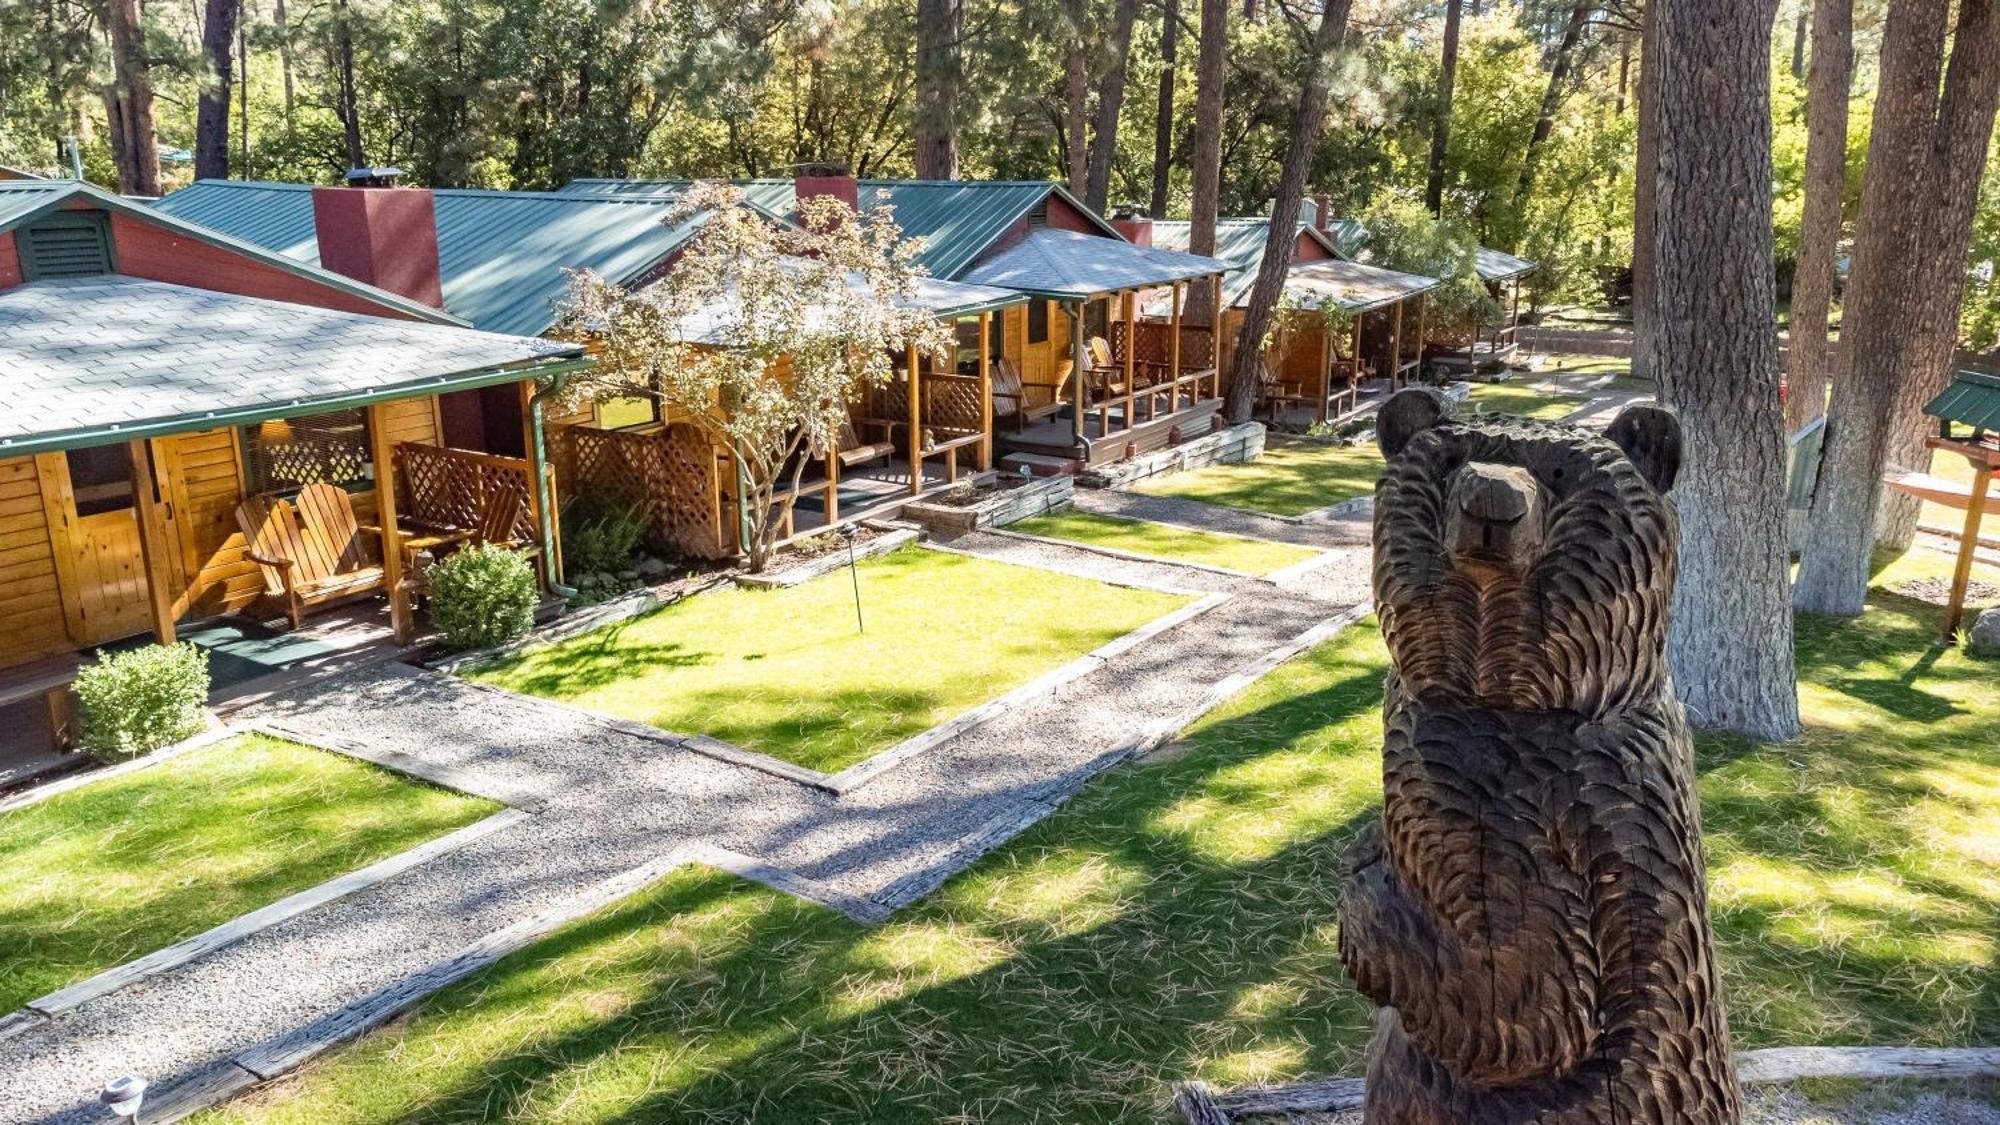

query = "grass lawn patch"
[
  {"left": 1010, "top": 510, "right": 1320, "bottom": 575},
  {"left": 202, "top": 562, "right": 2000, "bottom": 1123},
  {"left": 1135, "top": 438, "right": 1383, "bottom": 517},
  {"left": 0, "top": 734, "right": 496, "bottom": 1014},
  {"left": 1464, "top": 381, "right": 1589, "bottom": 421},
  {"left": 472, "top": 547, "right": 1187, "bottom": 774}
]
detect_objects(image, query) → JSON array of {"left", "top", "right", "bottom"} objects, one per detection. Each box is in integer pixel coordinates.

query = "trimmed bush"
[
  {"left": 428, "top": 544, "right": 538, "bottom": 651},
  {"left": 73, "top": 643, "right": 211, "bottom": 759},
  {"left": 560, "top": 499, "right": 647, "bottom": 581}
]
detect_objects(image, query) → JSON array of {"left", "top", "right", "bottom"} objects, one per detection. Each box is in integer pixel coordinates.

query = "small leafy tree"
[
  {"left": 555, "top": 183, "right": 952, "bottom": 572},
  {"left": 1354, "top": 194, "right": 1494, "bottom": 332}
]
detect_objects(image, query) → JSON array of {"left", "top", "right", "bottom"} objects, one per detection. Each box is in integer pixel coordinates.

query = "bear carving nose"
[{"left": 1447, "top": 462, "right": 1545, "bottom": 576}]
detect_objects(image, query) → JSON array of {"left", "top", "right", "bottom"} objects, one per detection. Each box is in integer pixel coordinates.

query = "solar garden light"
[
  {"left": 101, "top": 1075, "right": 146, "bottom": 1119},
  {"left": 838, "top": 523, "right": 864, "bottom": 635}
]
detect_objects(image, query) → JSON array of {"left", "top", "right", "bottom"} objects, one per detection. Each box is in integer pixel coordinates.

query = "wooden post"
[
  {"left": 1169, "top": 281, "right": 1184, "bottom": 415},
  {"left": 366, "top": 403, "right": 412, "bottom": 646},
  {"left": 1070, "top": 301, "right": 1088, "bottom": 446},
  {"left": 1352, "top": 311, "right": 1366, "bottom": 386},
  {"left": 1122, "top": 290, "right": 1138, "bottom": 431},
  {"left": 1416, "top": 293, "right": 1429, "bottom": 375},
  {"left": 825, "top": 429, "right": 841, "bottom": 525},
  {"left": 1210, "top": 274, "right": 1224, "bottom": 398},
  {"left": 1318, "top": 317, "right": 1332, "bottom": 425},
  {"left": 907, "top": 345, "right": 923, "bottom": 495},
  {"left": 1945, "top": 461, "right": 1993, "bottom": 640},
  {"left": 1391, "top": 298, "right": 1406, "bottom": 389},
  {"left": 977, "top": 313, "right": 993, "bottom": 470},
  {"left": 128, "top": 439, "right": 177, "bottom": 646}
]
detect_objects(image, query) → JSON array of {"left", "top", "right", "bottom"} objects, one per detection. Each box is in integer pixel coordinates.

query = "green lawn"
[
  {"left": 1135, "top": 438, "right": 1384, "bottom": 517},
  {"left": 0, "top": 734, "right": 496, "bottom": 1014},
  {"left": 472, "top": 546, "right": 1187, "bottom": 774},
  {"left": 1464, "top": 381, "right": 1589, "bottom": 421},
  {"left": 1010, "top": 510, "right": 1320, "bottom": 576},
  {"left": 200, "top": 554, "right": 2000, "bottom": 1123}
]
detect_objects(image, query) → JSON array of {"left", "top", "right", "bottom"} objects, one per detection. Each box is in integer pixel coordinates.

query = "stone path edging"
[
  {"left": 919, "top": 537, "right": 1211, "bottom": 596},
  {"left": 0, "top": 724, "right": 237, "bottom": 815},
  {"left": 978, "top": 524, "right": 1267, "bottom": 580},
  {"left": 1173, "top": 1046, "right": 2000, "bottom": 1122},
  {"left": 733, "top": 527, "right": 921, "bottom": 589}
]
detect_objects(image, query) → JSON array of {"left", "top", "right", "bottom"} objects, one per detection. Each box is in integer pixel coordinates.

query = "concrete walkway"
[{"left": 0, "top": 536, "right": 1371, "bottom": 1124}]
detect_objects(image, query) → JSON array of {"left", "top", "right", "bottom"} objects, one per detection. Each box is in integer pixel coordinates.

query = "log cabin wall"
[
  {"left": 1001, "top": 299, "right": 1073, "bottom": 394},
  {"left": 0, "top": 456, "right": 72, "bottom": 668}
]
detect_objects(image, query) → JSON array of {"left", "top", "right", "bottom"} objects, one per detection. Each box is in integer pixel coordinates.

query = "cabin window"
[
  {"left": 19, "top": 211, "right": 113, "bottom": 279},
  {"left": 65, "top": 445, "right": 136, "bottom": 517},
  {"left": 1027, "top": 299, "right": 1050, "bottom": 344},
  {"left": 595, "top": 397, "right": 660, "bottom": 430},
  {"left": 239, "top": 408, "right": 374, "bottom": 496},
  {"left": 1084, "top": 298, "right": 1110, "bottom": 340}
]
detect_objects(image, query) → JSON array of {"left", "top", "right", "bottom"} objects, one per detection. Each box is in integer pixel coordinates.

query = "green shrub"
[
  {"left": 73, "top": 643, "right": 211, "bottom": 759},
  {"left": 427, "top": 545, "right": 539, "bottom": 651},
  {"left": 560, "top": 499, "right": 648, "bottom": 581}
]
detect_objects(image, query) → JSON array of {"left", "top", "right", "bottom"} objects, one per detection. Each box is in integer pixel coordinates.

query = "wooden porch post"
[
  {"left": 978, "top": 313, "right": 994, "bottom": 470},
  {"left": 1510, "top": 279, "right": 1522, "bottom": 346},
  {"left": 825, "top": 429, "right": 841, "bottom": 524},
  {"left": 1352, "top": 311, "right": 1366, "bottom": 387},
  {"left": 1169, "top": 281, "right": 1184, "bottom": 415},
  {"left": 1070, "top": 301, "right": 1088, "bottom": 446},
  {"left": 366, "top": 403, "right": 412, "bottom": 646},
  {"left": 1210, "top": 274, "right": 1224, "bottom": 398},
  {"left": 1318, "top": 318, "right": 1332, "bottom": 425},
  {"left": 1391, "top": 299, "right": 1405, "bottom": 390},
  {"left": 907, "top": 345, "right": 923, "bottom": 495},
  {"left": 1122, "top": 290, "right": 1137, "bottom": 432},
  {"left": 1416, "top": 293, "right": 1428, "bottom": 373},
  {"left": 128, "top": 439, "right": 177, "bottom": 646},
  {"left": 1946, "top": 461, "right": 1993, "bottom": 639}
]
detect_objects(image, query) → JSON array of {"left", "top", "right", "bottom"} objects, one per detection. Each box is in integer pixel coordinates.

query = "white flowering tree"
[{"left": 555, "top": 183, "right": 952, "bottom": 572}]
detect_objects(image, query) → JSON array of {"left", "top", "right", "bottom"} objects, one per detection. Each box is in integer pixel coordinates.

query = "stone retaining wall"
[
  {"left": 1079, "top": 422, "right": 1267, "bottom": 489},
  {"left": 901, "top": 474, "right": 1076, "bottom": 535}
]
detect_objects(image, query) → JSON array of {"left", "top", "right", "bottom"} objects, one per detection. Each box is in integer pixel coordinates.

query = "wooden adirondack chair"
[
  {"left": 1257, "top": 357, "right": 1316, "bottom": 426},
  {"left": 989, "top": 357, "right": 1066, "bottom": 433},
  {"left": 235, "top": 482, "right": 386, "bottom": 630}
]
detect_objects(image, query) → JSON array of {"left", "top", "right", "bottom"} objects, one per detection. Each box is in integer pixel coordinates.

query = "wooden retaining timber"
[{"left": 900, "top": 474, "right": 1077, "bottom": 535}]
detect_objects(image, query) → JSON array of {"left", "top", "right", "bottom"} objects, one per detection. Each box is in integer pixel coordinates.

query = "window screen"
[
  {"left": 1027, "top": 300, "right": 1050, "bottom": 344},
  {"left": 240, "top": 409, "right": 373, "bottom": 496},
  {"left": 65, "top": 445, "right": 135, "bottom": 516}
]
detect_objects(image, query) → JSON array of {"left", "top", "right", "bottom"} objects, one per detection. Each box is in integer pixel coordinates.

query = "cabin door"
[{"left": 42, "top": 447, "right": 155, "bottom": 647}]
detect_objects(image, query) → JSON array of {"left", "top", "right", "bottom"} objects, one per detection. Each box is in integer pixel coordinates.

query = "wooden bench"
[
  {"left": 236, "top": 482, "right": 387, "bottom": 631},
  {"left": 0, "top": 653, "right": 86, "bottom": 750}
]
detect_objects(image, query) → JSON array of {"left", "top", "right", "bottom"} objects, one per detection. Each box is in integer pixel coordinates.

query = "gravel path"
[
  {"left": 1071, "top": 486, "right": 1373, "bottom": 548},
  {"left": 0, "top": 536, "right": 1370, "bottom": 1124}
]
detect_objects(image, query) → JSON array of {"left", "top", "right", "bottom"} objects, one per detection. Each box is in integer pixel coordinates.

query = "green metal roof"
[
  {"left": 1148, "top": 218, "right": 1346, "bottom": 306},
  {"left": 562, "top": 178, "right": 1122, "bottom": 280},
  {"left": 0, "top": 179, "right": 464, "bottom": 325},
  {"left": 152, "top": 180, "right": 708, "bottom": 336},
  {"left": 1926, "top": 369, "right": 2000, "bottom": 432}
]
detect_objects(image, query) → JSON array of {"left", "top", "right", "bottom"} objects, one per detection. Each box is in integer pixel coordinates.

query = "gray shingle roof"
[
  {"left": 957, "top": 228, "right": 1225, "bottom": 299},
  {"left": 0, "top": 276, "right": 581, "bottom": 455},
  {"left": 152, "top": 180, "right": 707, "bottom": 336},
  {"left": 1261, "top": 258, "right": 1441, "bottom": 314},
  {"left": 667, "top": 262, "right": 1026, "bottom": 345},
  {"left": 1475, "top": 246, "right": 1536, "bottom": 282}
]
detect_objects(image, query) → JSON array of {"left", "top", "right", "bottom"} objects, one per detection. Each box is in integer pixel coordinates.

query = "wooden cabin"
[
  {"left": 564, "top": 176, "right": 1233, "bottom": 469},
  {"left": 0, "top": 179, "right": 582, "bottom": 761},
  {"left": 1150, "top": 215, "right": 1440, "bottom": 426}
]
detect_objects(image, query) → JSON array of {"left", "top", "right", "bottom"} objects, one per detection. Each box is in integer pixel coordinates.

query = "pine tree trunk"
[
  {"left": 1629, "top": 0, "right": 1659, "bottom": 383},
  {"left": 1063, "top": 0, "right": 1089, "bottom": 196},
  {"left": 1512, "top": 0, "right": 1591, "bottom": 239},
  {"left": 195, "top": 0, "right": 240, "bottom": 181},
  {"left": 1150, "top": 0, "right": 1179, "bottom": 219},
  {"left": 1795, "top": 0, "right": 2000, "bottom": 612},
  {"left": 1187, "top": 0, "right": 1227, "bottom": 326},
  {"left": 1782, "top": 0, "right": 1850, "bottom": 434},
  {"left": 1084, "top": 0, "right": 1142, "bottom": 213},
  {"left": 914, "top": 0, "right": 961, "bottom": 179},
  {"left": 105, "top": 0, "right": 160, "bottom": 195},
  {"left": 1651, "top": 0, "right": 1800, "bottom": 740},
  {"left": 1424, "top": 0, "right": 1462, "bottom": 215},
  {"left": 1223, "top": 0, "right": 1353, "bottom": 425},
  {"left": 275, "top": 0, "right": 295, "bottom": 121},
  {"left": 335, "top": 0, "right": 366, "bottom": 170},
  {"left": 1791, "top": 1, "right": 1809, "bottom": 80}
]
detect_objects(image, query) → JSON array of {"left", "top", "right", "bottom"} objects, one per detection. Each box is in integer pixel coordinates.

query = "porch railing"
[
  {"left": 395, "top": 442, "right": 537, "bottom": 544},
  {"left": 549, "top": 423, "right": 732, "bottom": 560}
]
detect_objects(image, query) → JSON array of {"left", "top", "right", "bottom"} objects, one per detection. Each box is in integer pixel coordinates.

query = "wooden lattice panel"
[
  {"left": 394, "top": 443, "right": 536, "bottom": 543},
  {"left": 1116, "top": 321, "right": 1215, "bottom": 369},
  {"left": 554, "top": 423, "right": 729, "bottom": 560}
]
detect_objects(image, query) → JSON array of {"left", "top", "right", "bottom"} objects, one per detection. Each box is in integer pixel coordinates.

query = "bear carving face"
[{"left": 1371, "top": 388, "right": 1683, "bottom": 719}]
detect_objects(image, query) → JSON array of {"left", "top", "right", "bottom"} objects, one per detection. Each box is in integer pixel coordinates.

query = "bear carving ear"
[
  {"left": 1377, "top": 387, "right": 1450, "bottom": 459},
  {"left": 1606, "top": 402, "right": 1682, "bottom": 493}
]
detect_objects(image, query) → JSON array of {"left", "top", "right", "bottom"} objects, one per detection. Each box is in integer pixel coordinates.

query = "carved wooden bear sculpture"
[{"left": 1338, "top": 388, "right": 1741, "bottom": 1124}]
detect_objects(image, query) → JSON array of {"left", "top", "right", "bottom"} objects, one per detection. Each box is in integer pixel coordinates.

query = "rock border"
[
  {"left": 1173, "top": 1047, "right": 2000, "bottom": 1122},
  {"left": 733, "top": 526, "right": 921, "bottom": 589},
  {"left": 902, "top": 473, "right": 1076, "bottom": 535}
]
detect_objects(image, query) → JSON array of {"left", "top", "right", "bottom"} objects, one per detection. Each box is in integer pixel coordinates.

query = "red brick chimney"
[
  {"left": 1312, "top": 193, "right": 1333, "bottom": 232},
  {"left": 1109, "top": 207, "right": 1153, "bottom": 247},
  {"left": 795, "top": 161, "right": 859, "bottom": 216},
  {"left": 311, "top": 177, "right": 444, "bottom": 309}
]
